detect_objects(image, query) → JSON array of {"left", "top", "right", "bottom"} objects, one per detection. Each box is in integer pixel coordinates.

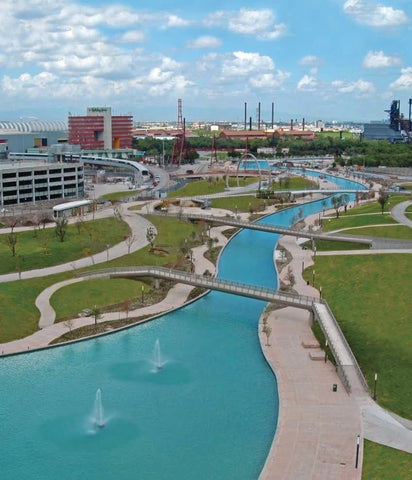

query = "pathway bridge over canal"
[{"left": 154, "top": 212, "right": 373, "bottom": 247}]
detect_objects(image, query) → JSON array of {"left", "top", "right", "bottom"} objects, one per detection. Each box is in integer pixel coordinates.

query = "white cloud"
[
  {"left": 118, "top": 31, "right": 145, "bottom": 44},
  {"left": 163, "top": 14, "right": 190, "bottom": 28},
  {"left": 332, "top": 78, "right": 375, "bottom": 94},
  {"left": 343, "top": 0, "right": 409, "bottom": 27},
  {"left": 362, "top": 51, "right": 402, "bottom": 68},
  {"left": 221, "top": 52, "right": 275, "bottom": 77},
  {"left": 187, "top": 36, "right": 222, "bottom": 49},
  {"left": 297, "top": 75, "right": 318, "bottom": 91},
  {"left": 390, "top": 67, "right": 412, "bottom": 90},
  {"left": 250, "top": 72, "right": 290, "bottom": 90},
  {"left": 299, "top": 55, "right": 323, "bottom": 68},
  {"left": 204, "top": 8, "right": 287, "bottom": 40}
]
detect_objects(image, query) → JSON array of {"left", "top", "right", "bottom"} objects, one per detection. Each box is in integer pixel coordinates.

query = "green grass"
[
  {"left": 345, "top": 225, "right": 412, "bottom": 240},
  {"left": 304, "top": 254, "right": 412, "bottom": 418},
  {"left": 336, "top": 196, "right": 409, "bottom": 216},
  {"left": 211, "top": 195, "right": 267, "bottom": 212},
  {"left": 271, "top": 176, "right": 318, "bottom": 190},
  {"left": 0, "top": 215, "right": 201, "bottom": 343},
  {"left": 0, "top": 217, "right": 130, "bottom": 274},
  {"left": 305, "top": 239, "right": 369, "bottom": 251},
  {"left": 362, "top": 440, "right": 412, "bottom": 479},
  {"left": 50, "top": 278, "right": 148, "bottom": 320},
  {"left": 322, "top": 214, "right": 396, "bottom": 231},
  {"left": 101, "top": 189, "right": 141, "bottom": 201},
  {"left": 168, "top": 177, "right": 258, "bottom": 198}
]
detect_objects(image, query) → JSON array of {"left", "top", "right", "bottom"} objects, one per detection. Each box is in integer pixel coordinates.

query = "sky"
[{"left": 0, "top": 0, "right": 411, "bottom": 123}]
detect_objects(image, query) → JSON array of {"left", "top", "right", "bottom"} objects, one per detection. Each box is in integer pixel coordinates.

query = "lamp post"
[
  {"left": 319, "top": 285, "right": 322, "bottom": 299},
  {"left": 235, "top": 205, "right": 238, "bottom": 217},
  {"left": 301, "top": 261, "right": 304, "bottom": 274},
  {"left": 324, "top": 339, "right": 328, "bottom": 363},
  {"left": 355, "top": 435, "right": 360, "bottom": 468},
  {"left": 312, "top": 269, "right": 315, "bottom": 286},
  {"left": 141, "top": 284, "right": 144, "bottom": 305},
  {"left": 373, "top": 373, "right": 378, "bottom": 400}
]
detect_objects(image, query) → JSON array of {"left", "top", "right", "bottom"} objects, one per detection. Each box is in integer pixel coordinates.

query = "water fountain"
[
  {"left": 152, "top": 339, "right": 164, "bottom": 370},
  {"left": 93, "top": 388, "right": 105, "bottom": 429}
]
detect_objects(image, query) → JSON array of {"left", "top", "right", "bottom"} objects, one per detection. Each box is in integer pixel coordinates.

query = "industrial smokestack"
[
  {"left": 249, "top": 116, "right": 252, "bottom": 131},
  {"left": 244, "top": 102, "right": 247, "bottom": 130},
  {"left": 271, "top": 102, "right": 274, "bottom": 129},
  {"left": 409, "top": 99, "right": 412, "bottom": 131},
  {"left": 302, "top": 118, "right": 305, "bottom": 131},
  {"left": 290, "top": 119, "right": 293, "bottom": 131}
]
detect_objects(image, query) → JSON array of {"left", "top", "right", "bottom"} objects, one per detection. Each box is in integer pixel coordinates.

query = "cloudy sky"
[{"left": 1, "top": 0, "right": 411, "bottom": 123}]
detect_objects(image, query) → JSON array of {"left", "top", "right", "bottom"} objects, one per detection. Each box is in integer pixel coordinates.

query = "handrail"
[
  {"left": 77, "top": 265, "right": 322, "bottom": 310},
  {"left": 151, "top": 211, "right": 372, "bottom": 246}
]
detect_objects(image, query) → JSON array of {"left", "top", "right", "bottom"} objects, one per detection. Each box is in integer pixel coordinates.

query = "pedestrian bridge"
[
  {"left": 77, "top": 265, "right": 369, "bottom": 394},
  {"left": 77, "top": 265, "right": 321, "bottom": 310},
  {"left": 154, "top": 211, "right": 373, "bottom": 246}
]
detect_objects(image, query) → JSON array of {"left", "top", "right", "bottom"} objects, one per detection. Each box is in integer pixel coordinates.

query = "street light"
[
  {"left": 312, "top": 269, "right": 315, "bottom": 286},
  {"left": 373, "top": 373, "right": 378, "bottom": 400},
  {"left": 319, "top": 285, "right": 322, "bottom": 299},
  {"left": 324, "top": 339, "right": 328, "bottom": 363},
  {"left": 355, "top": 435, "right": 360, "bottom": 469},
  {"left": 141, "top": 284, "right": 144, "bottom": 305}
]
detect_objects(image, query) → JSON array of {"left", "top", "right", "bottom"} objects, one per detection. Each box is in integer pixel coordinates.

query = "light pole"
[
  {"left": 302, "top": 261, "right": 304, "bottom": 274},
  {"left": 324, "top": 339, "right": 328, "bottom": 363},
  {"left": 373, "top": 373, "right": 378, "bottom": 400},
  {"left": 312, "top": 269, "right": 315, "bottom": 286},
  {"left": 141, "top": 284, "right": 144, "bottom": 305},
  {"left": 355, "top": 435, "right": 360, "bottom": 469},
  {"left": 319, "top": 285, "right": 322, "bottom": 299}
]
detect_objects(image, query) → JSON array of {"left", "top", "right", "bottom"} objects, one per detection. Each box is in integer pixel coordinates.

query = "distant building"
[
  {"left": 68, "top": 107, "right": 133, "bottom": 150},
  {"left": 363, "top": 124, "right": 404, "bottom": 142}
]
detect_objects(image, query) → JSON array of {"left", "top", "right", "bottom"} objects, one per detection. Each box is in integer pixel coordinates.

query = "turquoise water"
[{"left": 0, "top": 174, "right": 364, "bottom": 479}]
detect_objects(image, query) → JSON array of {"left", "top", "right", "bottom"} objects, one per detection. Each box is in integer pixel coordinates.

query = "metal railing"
[
  {"left": 77, "top": 265, "right": 323, "bottom": 310},
  {"left": 313, "top": 302, "right": 369, "bottom": 394},
  {"left": 153, "top": 211, "right": 373, "bottom": 246}
]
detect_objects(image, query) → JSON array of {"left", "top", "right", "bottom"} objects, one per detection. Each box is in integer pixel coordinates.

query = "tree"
[
  {"left": 125, "top": 233, "right": 136, "bottom": 254},
  {"left": 377, "top": 189, "right": 389, "bottom": 214},
  {"left": 146, "top": 226, "right": 156, "bottom": 247},
  {"left": 123, "top": 298, "right": 131, "bottom": 319},
  {"left": 88, "top": 306, "right": 102, "bottom": 325},
  {"left": 63, "top": 318, "right": 75, "bottom": 332},
  {"left": 4, "top": 232, "right": 18, "bottom": 257},
  {"left": 55, "top": 217, "right": 68, "bottom": 242},
  {"left": 262, "top": 324, "right": 272, "bottom": 346},
  {"left": 331, "top": 195, "right": 345, "bottom": 218}
]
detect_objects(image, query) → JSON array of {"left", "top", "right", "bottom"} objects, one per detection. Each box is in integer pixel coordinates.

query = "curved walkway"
[{"left": 391, "top": 200, "right": 412, "bottom": 228}]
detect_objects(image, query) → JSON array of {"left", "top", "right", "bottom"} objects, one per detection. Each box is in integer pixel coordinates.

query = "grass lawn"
[
  {"left": 344, "top": 225, "right": 412, "bottom": 240},
  {"left": 322, "top": 214, "right": 396, "bottom": 231},
  {"left": 303, "top": 254, "right": 412, "bottom": 418},
  {"left": 305, "top": 239, "right": 369, "bottom": 251},
  {"left": 50, "top": 278, "right": 148, "bottom": 320},
  {"left": 168, "top": 177, "right": 258, "bottom": 198},
  {"left": 272, "top": 176, "right": 318, "bottom": 190},
  {"left": 0, "top": 215, "right": 202, "bottom": 343},
  {"left": 362, "top": 440, "right": 412, "bottom": 479},
  {"left": 0, "top": 217, "right": 129, "bottom": 274},
  {"left": 100, "top": 189, "right": 141, "bottom": 201},
  {"left": 211, "top": 195, "right": 267, "bottom": 212}
]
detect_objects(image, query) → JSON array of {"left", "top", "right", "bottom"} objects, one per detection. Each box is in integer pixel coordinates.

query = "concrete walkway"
[{"left": 391, "top": 200, "right": 412, "bottom": 228}]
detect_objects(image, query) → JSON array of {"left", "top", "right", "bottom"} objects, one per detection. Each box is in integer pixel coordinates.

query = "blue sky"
[{"left": 0, "top": 0, "right": 411, "bottom": 123}]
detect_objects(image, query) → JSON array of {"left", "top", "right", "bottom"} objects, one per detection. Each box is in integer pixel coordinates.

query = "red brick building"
[{"left": 68, "top": 107, "right": 133, "bottom": 150}]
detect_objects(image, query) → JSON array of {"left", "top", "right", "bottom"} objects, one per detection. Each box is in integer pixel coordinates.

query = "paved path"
[{"left": 391, "top": 200, "right": 412, "bottom": 228}]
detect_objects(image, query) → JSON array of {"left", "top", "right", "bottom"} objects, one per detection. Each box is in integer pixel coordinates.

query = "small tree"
[
  {"left": 88, "top": 306, "right": 102, "bottom": 325},
  {"left": 123, "top": 298, "right": 131, "bottom": 319},
  {"left": 63, "top": 318, "right": 75, "bottom": 332},
  {"left": 146, "top": 226, "right": 156, "bottom": 248},
  {"left": 4, "top": 232, "right": 18, "bottom": 257},
  {"left": 123, "top": 233, "right": 136, "bottom": 254},
  {"left": 262, "top": 324, "right": 272, "bottom": 346},
  {"left": 377, "top": 189, "right": 389, "bottom": 215},
  {"left": 55, "top": 217, "right": 68, "bottom": 242},
  {"left": 331, "top": 195, "right": 344, "bottom": 218}
]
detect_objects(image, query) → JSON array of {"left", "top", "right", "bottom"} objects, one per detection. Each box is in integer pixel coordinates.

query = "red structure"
[{"left": 68, "top": 107, "right": 133, "bottom": 150}]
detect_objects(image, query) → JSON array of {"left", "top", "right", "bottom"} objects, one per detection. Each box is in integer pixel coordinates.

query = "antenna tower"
[{"left": 177, "top": 99, "right": 183, "bottom": 129}]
